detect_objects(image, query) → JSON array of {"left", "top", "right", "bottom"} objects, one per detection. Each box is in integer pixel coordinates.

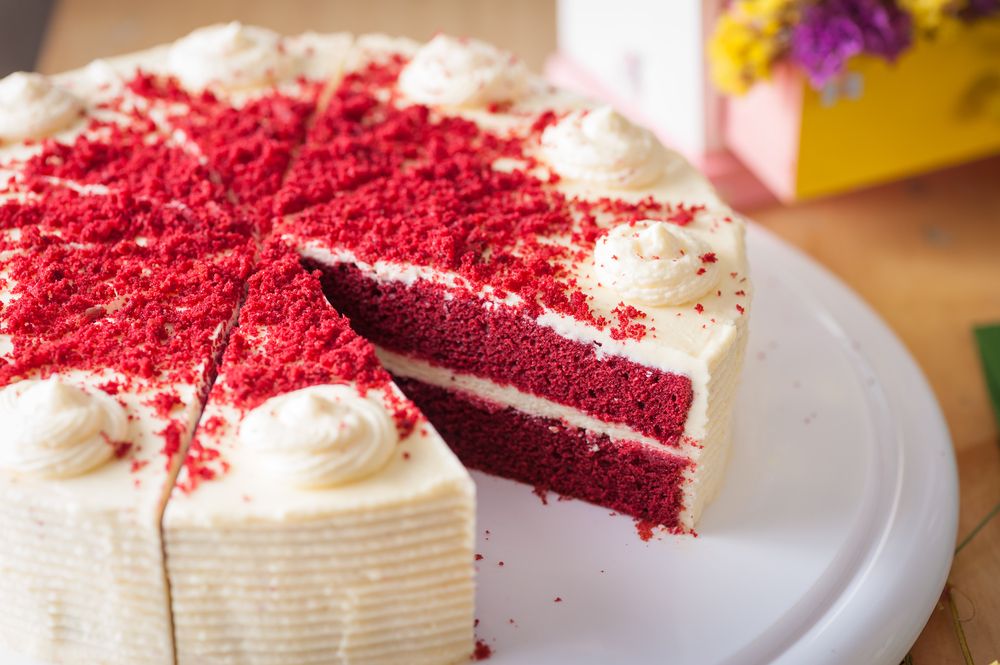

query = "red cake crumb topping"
[
  {"left": 147, "top": 391, "right": 183, "bottom": 418},
  {"left": 529, "top": 110, "right": 558, "bottom": 134},
  {"left": 279, "top": 62, "right": 690, "bottom": 333},
  {"left": 699, "top": 252, "right": 717, "bottom": 264},
  {"left": 128, "top": 74, "right": 318, "bottom": 212},
  {"left": 609, "top": 303, "right": 647, "bottom": 341},
  {"left": 111, "top": 438, "right": 133, "bottom": 459},
  {"left": 212, "top": 245, "right": 416, "bottom": 436},
  {"left": 201, "top": 415, "right": 226, "bottom": 435},
  {"left": 158, "top": 420, "right": 187, "bottom": 469},
  {"left": 177, "top": 436, "right": 227, "bottom": 493},
  {"left": 0, "top": 192, "right": 252, "bottom": 388},
  {"left": 16, "top": 121, "right": 227, "bottom": 207},
  {"left": 665, "top": 203, "right": 705, "bottom": 226},
  {"left": 694, "top": 304, "right": 704, "bottom": 314}
]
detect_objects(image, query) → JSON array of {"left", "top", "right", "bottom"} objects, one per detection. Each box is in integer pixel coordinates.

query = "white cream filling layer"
[{"left": 377, "top": 347, "right": 744, "bottom": 529}]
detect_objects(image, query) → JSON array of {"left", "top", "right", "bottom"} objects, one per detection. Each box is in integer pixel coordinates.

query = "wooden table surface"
[{"left": 38, "top": 1, "right": 1000, "bottom": 663}]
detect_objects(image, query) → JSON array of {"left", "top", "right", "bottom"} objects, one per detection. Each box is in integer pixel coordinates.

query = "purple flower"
[
  {"left": 961, "top": 0, "right": 1000, "bottom": 19},
  {"left": 791, "top": 0, "right": 913, "bottom": 88},
  {"left": 791, "top": 13, "right": 864, "bottom": 87}
]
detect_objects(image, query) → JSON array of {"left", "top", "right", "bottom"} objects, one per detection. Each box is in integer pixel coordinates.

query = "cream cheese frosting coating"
[
  {"left": 593, "top": 220, "right": 721, "bottom": 307},
  {"left": 398, "top": 34, "right": 528, "bottom": 107},
  {"left": 0, "top": 26, "right": 751, "bottom": 664},
  {"left": 167, "top": 22, "right": 297, "bottom": 91},
  {"left": 540, "top": 106, "right": 666, "bottom": 188},
  {"left": 0, "top": 377, "right": 128, "bottom": 479},
  {"left": 0, "top": 72, "right": 83, "bottom": 142},
  {"left": 239, "top": 384, "right": 399, "bottom": 488}
]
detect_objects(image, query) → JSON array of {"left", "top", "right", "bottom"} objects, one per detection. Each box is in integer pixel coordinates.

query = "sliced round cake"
[{"left": 0, "top": 24, "right": 749, "bottom": 664}]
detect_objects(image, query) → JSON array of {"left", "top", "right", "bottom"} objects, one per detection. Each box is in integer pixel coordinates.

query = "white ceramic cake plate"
[{"left": 1, "top": 223, "right": 957, "bottom": 665}]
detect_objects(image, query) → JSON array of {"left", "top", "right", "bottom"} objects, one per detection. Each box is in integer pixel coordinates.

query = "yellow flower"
[
  {"left": 899, "top": 0, "right": 965, "bottom": 32},
  {"left": 708, "top": 0, "right": 794, "bottom": 94}
]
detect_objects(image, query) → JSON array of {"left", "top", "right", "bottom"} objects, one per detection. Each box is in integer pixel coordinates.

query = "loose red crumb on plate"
[
  {"left": 532, "top": 485, "right": 549, "bottom": 505},
  {"left": 474, "top": 554, "right": 484, "bottom": 561},
  {"left": 472, "top": 640, "right": 492, "bottom": 661},
  {"left": 635, "top": 518, "right": 656, "bottom": 542},
  {"left": 497, "top": 561, "right": 505, "bottom": 567},
  {"left": 554, "top": 597, "right": 562, "bottom": 603}
]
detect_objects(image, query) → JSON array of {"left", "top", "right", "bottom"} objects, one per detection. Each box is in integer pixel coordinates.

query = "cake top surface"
[
  {"left": 276, "top": 45, "right": 748, "bottom": 366},
  {"left": 164, "top": 246, "right": 470, "bottom": 522},
  {"left": 0, "top": 25, "right": 748, "bottom": 509}
]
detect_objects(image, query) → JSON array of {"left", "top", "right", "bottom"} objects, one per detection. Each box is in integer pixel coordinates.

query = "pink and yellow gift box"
[
  {"left": 726, "top": 20, "right": 1000, "bottom": 200},
  {"left": 550, "top": 0, "right": 1000, "bottom": 203}
]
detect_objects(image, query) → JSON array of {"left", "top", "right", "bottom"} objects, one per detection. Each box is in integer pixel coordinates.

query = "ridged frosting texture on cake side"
[
  {"left": 0, "top": 372, "right": 211, "bottom": 665},
  {"left": 165, "top": 386, "right": 476, "bottom": 665}
]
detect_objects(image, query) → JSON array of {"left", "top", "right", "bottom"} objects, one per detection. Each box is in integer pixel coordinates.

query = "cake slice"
[
  {"left": 0, "top": 45, "right": 230, "bottom": 205},
  {"left": 275, "top": 35, "right": 750, "bottom": 532},
  {"left": 124, "top": 23, "right": 354, "bottom": 215},
  {"left": 0, "top": 189, "right": 253, "bottom": 664},
  {"left": 163, "top": 247, "right": 475, "bottom": 665}
]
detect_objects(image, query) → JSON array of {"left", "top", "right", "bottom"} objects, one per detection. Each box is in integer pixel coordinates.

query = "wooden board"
[{"left": 38, "top": 2, "right": 1000, "bottom": 662}]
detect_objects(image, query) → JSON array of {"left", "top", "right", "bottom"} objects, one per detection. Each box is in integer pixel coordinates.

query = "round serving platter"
[{"left": 1, "top": 223, "right": 957, "bottom": 665}]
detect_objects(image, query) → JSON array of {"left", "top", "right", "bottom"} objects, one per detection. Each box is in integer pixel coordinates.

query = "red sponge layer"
[
  {"left": 395, "top": 377, "right": 690, "bottom": 529},
  {"left": 307, "top": 260, "right": 694, "bottom": 446}
]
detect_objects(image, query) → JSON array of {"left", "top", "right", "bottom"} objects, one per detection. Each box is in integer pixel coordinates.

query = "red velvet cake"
[{"left": 0, "top": 24, "right": 749, "bottom": 665}]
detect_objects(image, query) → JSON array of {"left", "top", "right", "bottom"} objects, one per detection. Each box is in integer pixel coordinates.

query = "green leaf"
[{"left": 974, "top": 324, "right": 1000, "bottom": 433}]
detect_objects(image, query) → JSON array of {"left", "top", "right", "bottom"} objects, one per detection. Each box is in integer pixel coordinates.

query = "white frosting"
[
  {"left": 0, "top": 72, "right": 83, "bottom": 142},
  {"left": 540, "top": 106, "right": 666, "bottom": 188},
  {"left": 167, "top": 22, "right": 297, "bottom": 91},
  {"left": 0, "top": 378, "right": 128, "bottom": 479},
  {"left": 593, "top": 220, "right": 720, "bottom": 307},
  {"left": 239, "top": 385, "right": 398, "bottom": 488},
  {"left": 398, "top": 35, "right": 528, "bottom": 107}
]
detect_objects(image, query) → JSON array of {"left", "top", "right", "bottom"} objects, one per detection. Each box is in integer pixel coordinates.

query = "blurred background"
[{"left": 2, "top": 0, "right": 998, "bottom": 662}]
